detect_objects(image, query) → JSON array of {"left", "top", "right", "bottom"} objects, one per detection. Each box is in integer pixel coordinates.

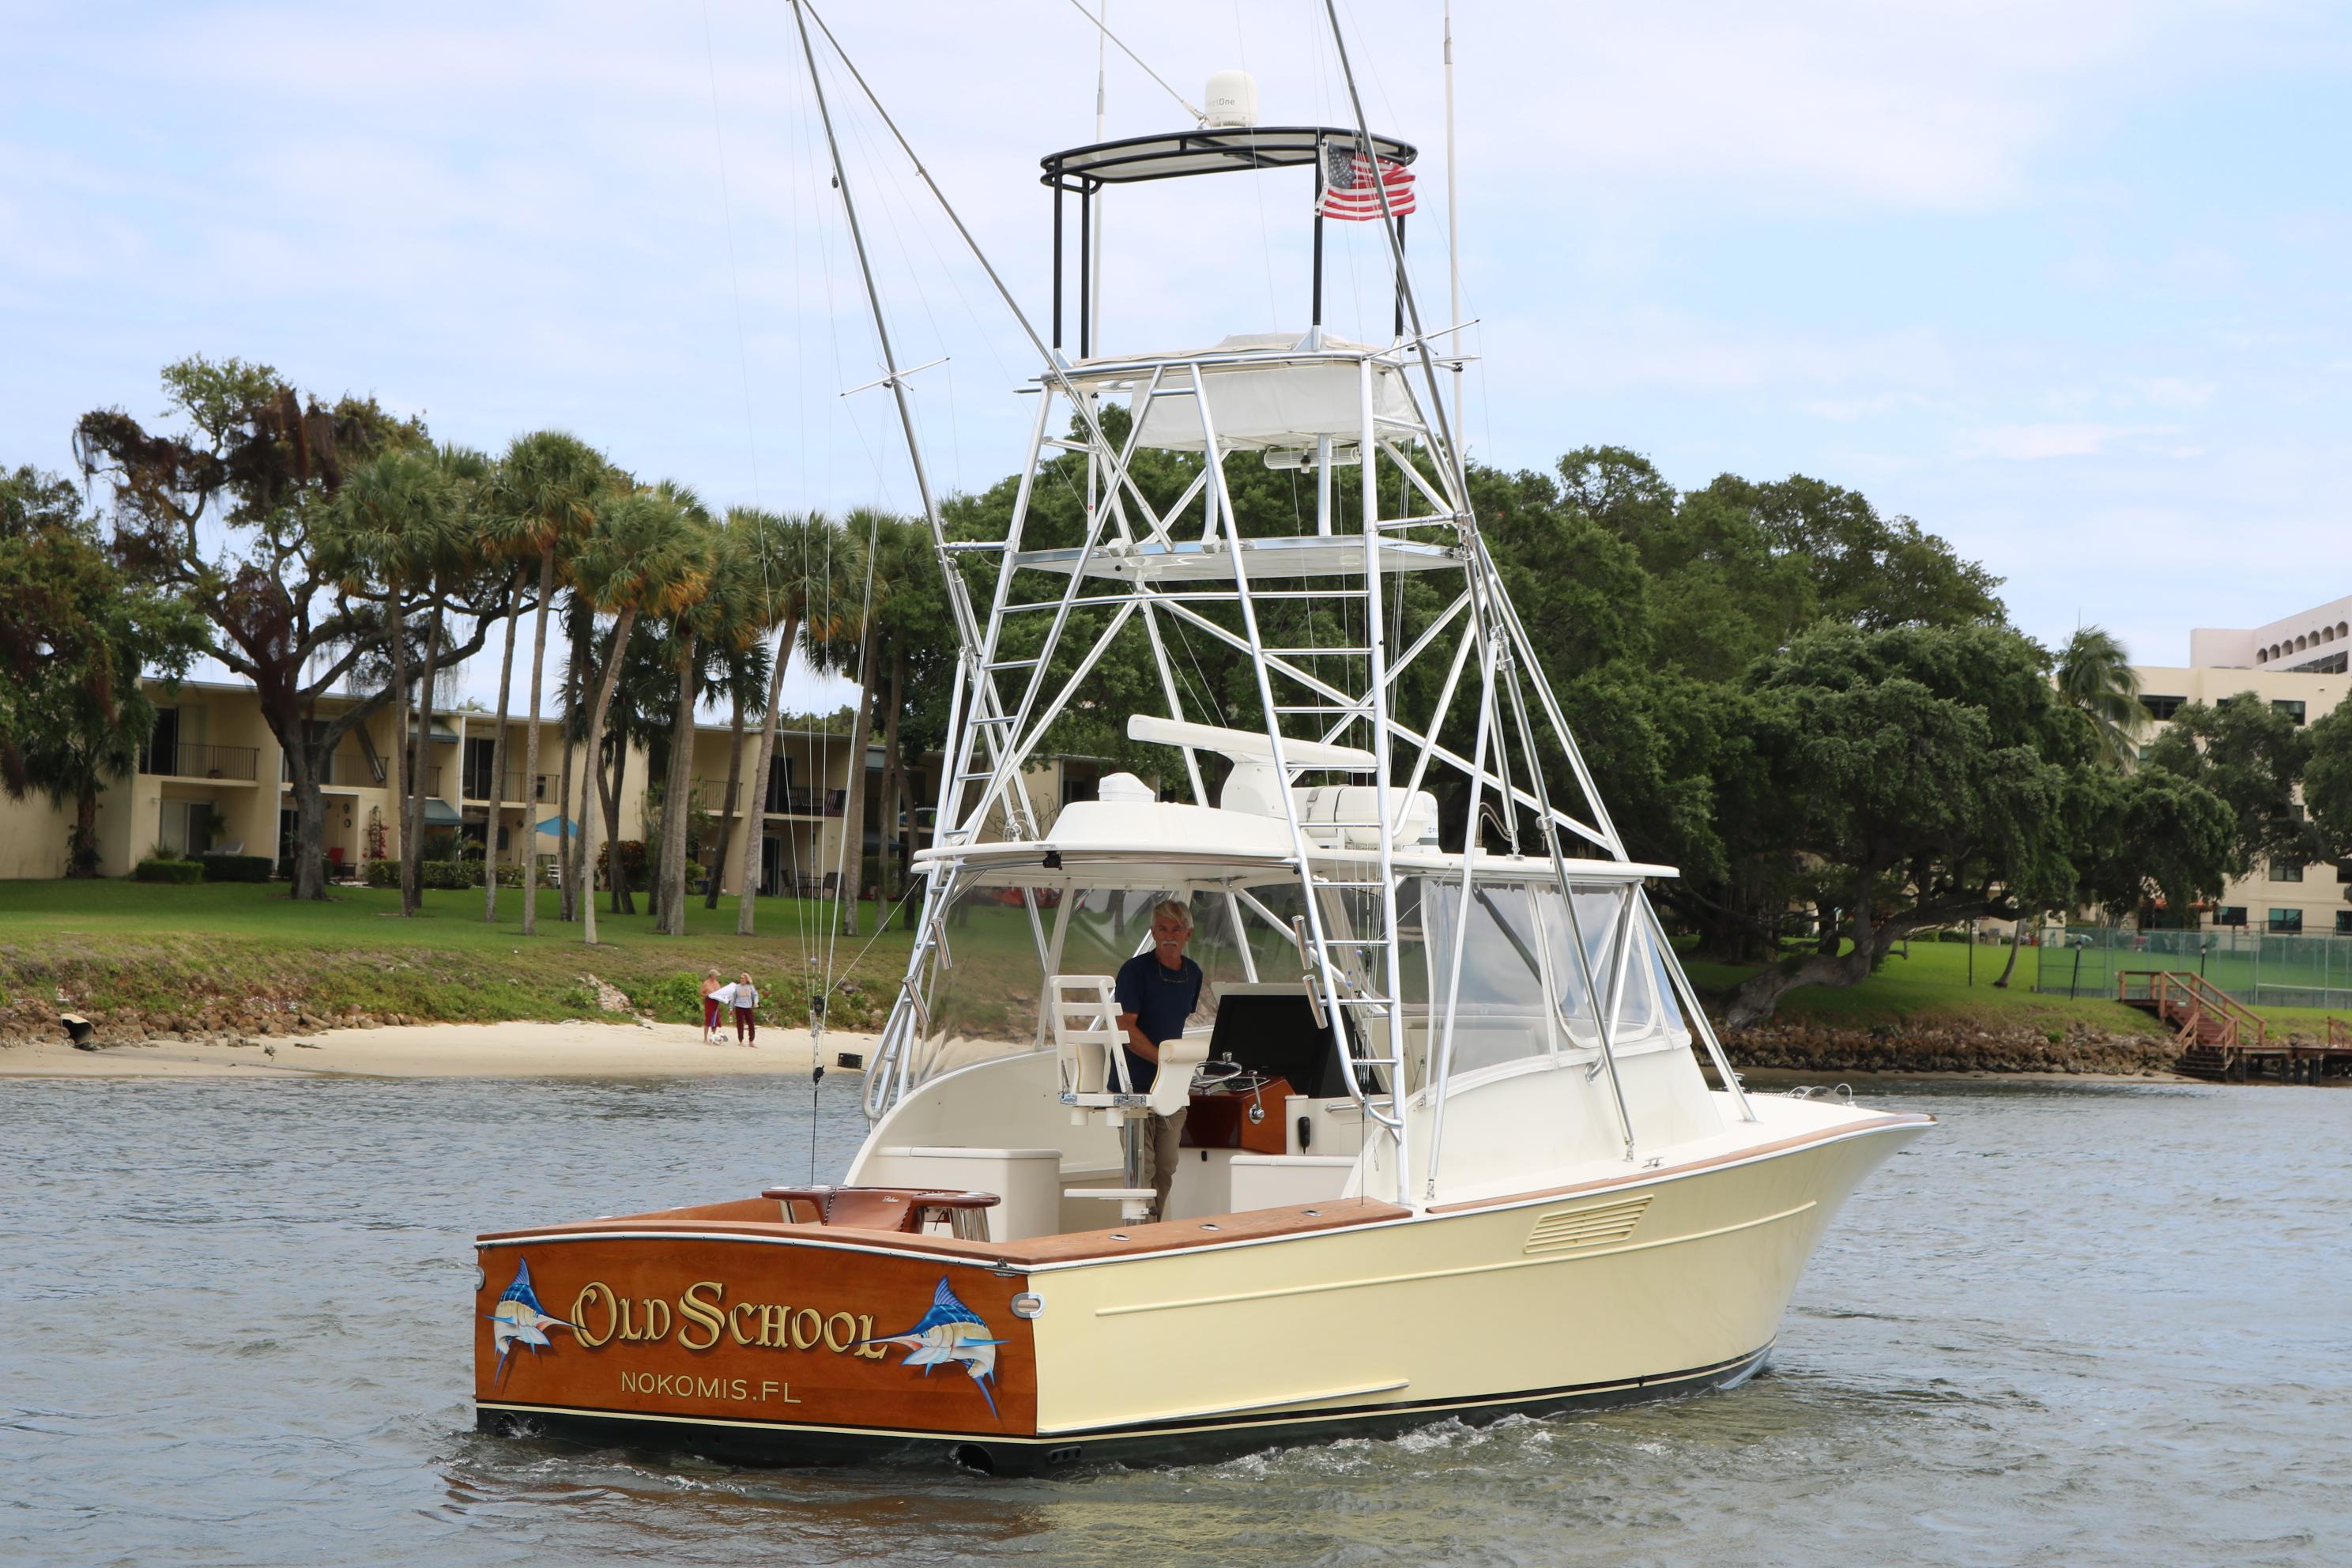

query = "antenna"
[{"left": 1444, "top": 0, "right": 1464, "bottom": 454}]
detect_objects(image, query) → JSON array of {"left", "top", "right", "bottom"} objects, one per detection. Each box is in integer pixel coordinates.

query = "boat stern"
[{"left": 472, "top": 1200, "right": 1042, "bottom": 1468}]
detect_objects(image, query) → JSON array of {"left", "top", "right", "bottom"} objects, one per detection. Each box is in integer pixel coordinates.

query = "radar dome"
[{"left": 1203, "top": 69, "right": 1259, "bottom": 128}]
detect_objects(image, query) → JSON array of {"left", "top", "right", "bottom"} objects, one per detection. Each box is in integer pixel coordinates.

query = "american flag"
[{"left": 1316, "top": 144, "right": 1415, "bottom": 222}]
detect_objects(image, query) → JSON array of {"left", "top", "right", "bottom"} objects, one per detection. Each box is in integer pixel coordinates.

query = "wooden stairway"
[{"left": 2116, "top": 971, "right": 2267, "bottom": 1080}]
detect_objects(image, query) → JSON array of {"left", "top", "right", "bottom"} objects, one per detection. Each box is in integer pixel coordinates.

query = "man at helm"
[{"left": 1114, "top": 898, "right": 1204, "bottom": 1220}]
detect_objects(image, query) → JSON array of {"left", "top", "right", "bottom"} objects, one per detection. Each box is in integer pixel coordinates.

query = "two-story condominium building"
[{"left": 0, "top": 676, "right": 1100, "bottom": 899}]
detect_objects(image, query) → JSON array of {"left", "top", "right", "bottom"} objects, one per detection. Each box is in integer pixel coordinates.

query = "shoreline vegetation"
[{"left": 7, "top": 881, "right": 2335, "bottom": 1085}]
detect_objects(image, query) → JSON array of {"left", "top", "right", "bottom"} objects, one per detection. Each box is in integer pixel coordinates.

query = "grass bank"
[
  {"left": 1687, "top": 937, "right": 2346, "bottom": 1038},
  {"left": 0, "top": 879, "right": 949, "bottom": 1042}
]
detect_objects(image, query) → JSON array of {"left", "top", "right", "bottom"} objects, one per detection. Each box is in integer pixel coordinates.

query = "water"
[{"left": 2, "top": 1074, "right": 2346, "bottom": 1567}]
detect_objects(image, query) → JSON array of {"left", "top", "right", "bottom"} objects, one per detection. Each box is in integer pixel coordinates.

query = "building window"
[
  {"left": 2273, "top": 699, "right": 2307, "bottom": 725},
  {"left": 2268, "top": 908, "right": 2304, "bottom": 933},
  {"left": 2214, "top": 906, "right": 2247, "bottom": 927},
  {"left": 2271, "top": 858, "right": 2305, "bottom": 882},
  {"left": 2139, "top": 695, "right": 2185, "bottom": 722},
  {"left": 2337, "top": 911, "right": 2352, "bottom": 935}
]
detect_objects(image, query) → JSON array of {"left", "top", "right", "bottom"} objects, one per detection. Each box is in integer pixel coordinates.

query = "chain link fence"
[{"left": 2035, "top": 925, "right": 2352, "bottom": 1009}]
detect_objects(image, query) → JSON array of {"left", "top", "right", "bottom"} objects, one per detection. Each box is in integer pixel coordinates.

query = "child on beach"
[
  {"left": 731, "top": 972, "right": 760, "bottom": 1046},
  {"left": 699, "top": 969, "right": 725, "bottom": 1044}
]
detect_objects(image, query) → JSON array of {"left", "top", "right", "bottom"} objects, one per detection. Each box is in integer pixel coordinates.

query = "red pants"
[
  {"left": 703, "top": 999, "right": 722, "bottom": 1033},
  {"left": 733, "top": 1006, "right": 756, "bottom": 1043}
]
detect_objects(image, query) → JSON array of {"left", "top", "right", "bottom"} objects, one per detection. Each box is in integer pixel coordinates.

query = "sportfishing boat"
[{"left": 473, "top": 8, "right": 1930, "bottom": 1475}]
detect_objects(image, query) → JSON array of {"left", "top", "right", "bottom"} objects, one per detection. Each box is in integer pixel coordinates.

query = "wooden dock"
[{"left": 2117, "top": 971, "right": 2352, "bottom": 1083}]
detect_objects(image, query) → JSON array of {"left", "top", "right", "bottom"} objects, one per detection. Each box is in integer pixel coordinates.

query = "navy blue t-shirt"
[{"left": 1114, "top": 950, "right": 1203, "bottom": 1093}]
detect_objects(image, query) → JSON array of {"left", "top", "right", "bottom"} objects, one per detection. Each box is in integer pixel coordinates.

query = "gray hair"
[{"left": 1151, "top": 898, "right": 1194, "bottom": 932}]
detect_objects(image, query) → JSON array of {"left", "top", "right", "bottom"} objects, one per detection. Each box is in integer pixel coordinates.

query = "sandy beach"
[{"left": 0, "top": 1020, "right": 882, "bottom": 1080}]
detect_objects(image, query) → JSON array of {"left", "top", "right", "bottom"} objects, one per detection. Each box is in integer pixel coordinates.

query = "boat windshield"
[
  {"left": 902, "top": 869, "right": 1683, "bottom": 1096},
  {"left": 1408, "top": 876, "right": 1690, "bottom": 1081},
  {"left": 907, "top": 880, "right": 1268, "bottom": 1084}
]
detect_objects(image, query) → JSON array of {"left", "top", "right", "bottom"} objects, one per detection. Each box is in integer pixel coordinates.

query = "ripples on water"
[{"left": 2, "top": 1072, "right": 2346, "bottom": 1566}]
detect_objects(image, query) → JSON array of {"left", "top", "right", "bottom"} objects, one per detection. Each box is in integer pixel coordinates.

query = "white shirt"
[{"left": 729, "top": 984, "right": 757, "bottom": 1008}]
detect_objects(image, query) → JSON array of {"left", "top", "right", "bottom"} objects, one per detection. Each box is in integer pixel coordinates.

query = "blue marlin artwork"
[
  {"left": 484, "top": 1257, "right": 574, "bottom": 1387},
  {"left": 864, "top": 1277, "right": 1007, "bottom": 1419}
]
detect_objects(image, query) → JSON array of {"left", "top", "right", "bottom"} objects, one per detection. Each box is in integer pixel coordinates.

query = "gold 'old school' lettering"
[{"left": 567, "top": 1280, "right": 893, "bottom": 1359}]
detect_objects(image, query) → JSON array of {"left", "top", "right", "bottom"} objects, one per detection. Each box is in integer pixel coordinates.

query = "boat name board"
[{"left": 570, "top": 1279, "right": 891, "bottom": 1358}]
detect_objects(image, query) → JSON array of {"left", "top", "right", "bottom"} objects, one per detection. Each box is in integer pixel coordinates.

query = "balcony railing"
[
  {"left": 694, "top": 778, "right": 826, "bottom": 816},
  {"left": 282, "top": 752, "right": 386, "bottom": 788},
  {"left": 463, "top": 770, "right": 556, "bottom": 803},
  {"left": 141, "top": 741, "right": 260, "bottom": 782}
]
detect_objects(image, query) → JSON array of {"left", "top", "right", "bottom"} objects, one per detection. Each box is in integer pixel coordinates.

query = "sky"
[{"left": 5, "top": 0, "right": 2349, "bottom": 715}]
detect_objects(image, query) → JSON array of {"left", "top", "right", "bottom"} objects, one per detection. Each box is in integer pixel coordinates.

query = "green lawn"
[{"left": 1683, "top": 935, "right": 2346, "bottom": 1036}]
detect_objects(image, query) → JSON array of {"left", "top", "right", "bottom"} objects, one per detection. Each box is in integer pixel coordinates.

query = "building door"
[
  {"left": 761, "top": 833, "right": 785, "bottom": 897},
  {"left": 462, "top": 737, "right": 497, "bottom": 801},
  {"left": 146, "top": 707, "right": 180, "bottom": 776}
]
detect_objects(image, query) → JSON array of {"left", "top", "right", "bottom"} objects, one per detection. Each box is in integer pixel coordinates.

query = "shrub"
[
  {"left": 595, "top": 839, "right": 647, "bottom": 891},
  {"left": 198, "top": 854, "right": 273, "bottom": 883},
  {"left": 366, "top": 858, "right": 483, "bottom": 890},
  {"left": 628, "top": 971, "right": 707, "bottom": 1025},
  {"left": 134, "top": 857, "right": 204, "bottom": 884}
]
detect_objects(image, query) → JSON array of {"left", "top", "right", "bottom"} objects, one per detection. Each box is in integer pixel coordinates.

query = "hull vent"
[{"left": 1525, "top": 1196, "right": 1652, "bottom": 1256}]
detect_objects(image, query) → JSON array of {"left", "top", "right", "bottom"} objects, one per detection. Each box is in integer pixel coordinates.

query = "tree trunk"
[
  {"left": 560, "top": 611, "right": 590, "bottom": 922},
  {"left": 898, "top": 714, "right": 920, "bottom": 932},
  {"left": 387, "top": 582, "right": 410, "bottom": 891},
  {"left": 598, "top": 735, "right": 633, "bottom": 917},
  {"left": 1723, "top": 875, "right": 1882, "bottom": 1027},
  {"left": 403, "top": 594, "right": 445, "bottom": 916},
  {"left": 518, "top": 552, "right": 556, "bottom": 934},
  {"left": 737, "top": 614, "right": 800, "bottom": 935},
  {"left": 879, "top": 639, "right": 904, "bottom": 908},
  {"left": 68, "top": 785, "right": 100, "bottom": 877},
  {"left": 484, "top": 565, "right": 525, "bottom": 920},
  {"left": 291, "top": 757, "right": 328, "bottom": 900},
  {"left": 655, "top": 627, "right": 699, "bottom": 935},
  {"left": 705, "top": 687, "right": 747, "bottom": 910},
  {"left": 1992, "top": 913, "right": 2029, "bottom": 989},
  {"left": 555, "top": 733, "right": 576, "bottom": 922},
  {"left": 577, "top": 606, "right": 636, "bottom": 947},
  {"left": 835, "top": 623, "right": 881, "bottom": 938}
]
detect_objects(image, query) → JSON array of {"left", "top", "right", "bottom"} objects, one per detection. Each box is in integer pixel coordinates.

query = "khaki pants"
[{"left": 1133, "top": 1108, "right": 1188, "bottom": 1220}]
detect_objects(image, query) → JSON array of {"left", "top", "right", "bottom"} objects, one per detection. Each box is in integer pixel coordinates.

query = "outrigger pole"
[{"left": 784, "top": 0, "right": 1058, "bottom": 1096}]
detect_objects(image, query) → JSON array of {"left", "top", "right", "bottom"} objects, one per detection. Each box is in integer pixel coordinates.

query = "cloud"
[{"left": 1958, "top": 423, "right": 2163, "bottom": 461}]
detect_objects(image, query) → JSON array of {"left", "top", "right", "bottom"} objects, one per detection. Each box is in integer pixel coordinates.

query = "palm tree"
[
  {"left": 321, "top": 448, "right": 459, "bottom": 914},
  {"left": 568, "top": 484, "right": 712, "bottom": 947},
  {"left": 400, "top": 444, "right": 492, "bottom": 915},
  {"left": 831, "top": 511, "right": 919, "bottom": 938},
  {"left": 737, "top": 512, "right": 859, "bottom": 935},
  {"left": 647, "top": 487, "right": 724, "bottom": 936},
  {"left": 701, "top": 511, "right": 780, "bottom": 912},
  {"left": 2057, "top": 625, "right": 2146, "bottom": 769},
  {"left": 482, "top": 432, "right": 611, "bottom": 934}
]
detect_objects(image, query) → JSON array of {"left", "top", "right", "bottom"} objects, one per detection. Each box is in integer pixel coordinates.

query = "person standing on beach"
[
  {"left": 699, "top": 968, "right": 725, "bottom": 1044},
  {"left": 732, "top": 971, "right": 760, "bottom": 1046}
]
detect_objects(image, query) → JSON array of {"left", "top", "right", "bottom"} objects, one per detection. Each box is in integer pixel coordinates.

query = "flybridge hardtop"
[{"left": 473, "top": 17, "right": 1928, "bottom": 1475}]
